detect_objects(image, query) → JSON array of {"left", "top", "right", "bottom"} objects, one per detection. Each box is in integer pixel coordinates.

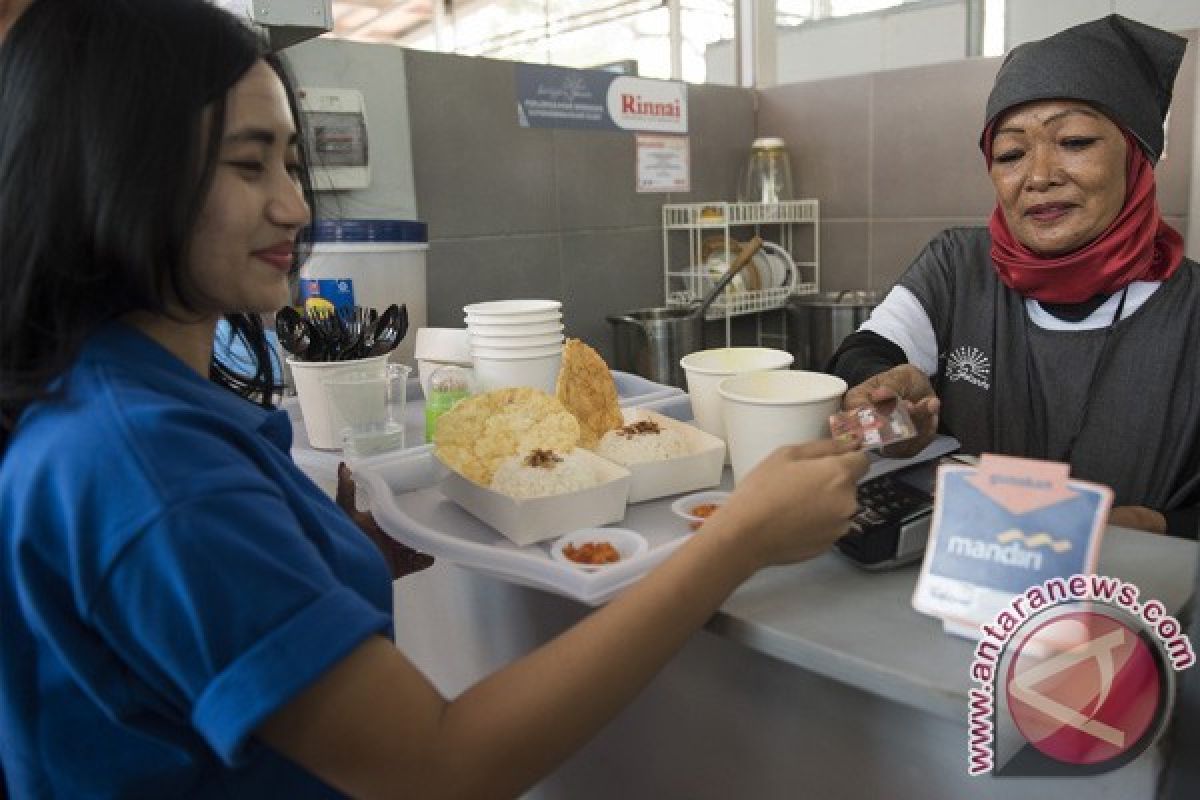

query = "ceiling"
[{"left": 331, "top": 0, "right": 436, "bottom": 43}]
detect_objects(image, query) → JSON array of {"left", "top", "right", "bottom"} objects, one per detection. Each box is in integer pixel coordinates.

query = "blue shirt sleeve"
[{"left": 85, "top": 486, "right": 391, "bottom": 766}]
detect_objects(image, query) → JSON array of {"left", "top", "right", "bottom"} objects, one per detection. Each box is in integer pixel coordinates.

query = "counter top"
[
  {"left": 289, "top": 380, "right": 1197, "bottom": 730},
  {"left": 708, "top": 527, "right": 1197, "bottom": 723}
]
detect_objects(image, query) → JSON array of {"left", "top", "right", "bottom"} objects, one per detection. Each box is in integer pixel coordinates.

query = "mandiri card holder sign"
[{"left": 912, "top": 454, "right": 1112, "bottom": 636}]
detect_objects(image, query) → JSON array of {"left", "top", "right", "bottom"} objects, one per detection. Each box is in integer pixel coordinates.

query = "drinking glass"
[{"left": 323, "top": 363, "right": 411, "bottom": 458}]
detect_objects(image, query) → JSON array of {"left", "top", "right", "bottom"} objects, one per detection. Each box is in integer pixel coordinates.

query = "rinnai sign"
[
  {"left": 516, "top": 64, "right": 688, "bottom": 134},
  {"left": 608, "top": 77, "right": 686, "bottom": 133}
]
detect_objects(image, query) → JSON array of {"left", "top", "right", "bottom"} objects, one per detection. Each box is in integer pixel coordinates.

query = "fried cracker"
[
  {"left": 555, "top": 338, "right": 624, "bottom": 449},
  {"left": 433, "top": 387, "right": 580, "bottom": 485}
]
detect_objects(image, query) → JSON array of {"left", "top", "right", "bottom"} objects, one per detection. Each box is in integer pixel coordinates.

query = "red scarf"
[{"left": 984, "top": 129, "right": 1184, "bottom": 303}]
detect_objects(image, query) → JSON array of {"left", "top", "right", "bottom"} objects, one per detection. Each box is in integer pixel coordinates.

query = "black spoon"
[
  {"left": 275, "top": 307, "right": 313, "bottom": 360},
  {"left": 366, "top": 304, "right": 408, "bottom": 357},
  {"left": 309, "top": 310, "right": 345, "bottom": 361}
]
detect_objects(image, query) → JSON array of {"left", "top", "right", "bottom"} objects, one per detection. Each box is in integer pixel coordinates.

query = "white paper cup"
[
  {"left": 679, "top": 347, "right": 795, "bottom": 441},
  {"left": 473, "top": 351, "right": 562, "bottom": 394},
  {"left": 471, "top": 343, "right": 563, "bottom": 359},
  {"left": 288, "top": 354, "right": 389, "bottom": 449},
  {"left": 465, "top": 311, "right": 562, "bottom": 326},
  {"left": 466, "top": 321, "right": 563, "bottom": 337},
  {"left": 718, "top": 370, "right": 847, "bottom": 484},
  {"left": 464, "top": 299, "right": 561, "bottom": 316},
  {"left": 468, "top": 332, "right": 564, "bottom": 349}
]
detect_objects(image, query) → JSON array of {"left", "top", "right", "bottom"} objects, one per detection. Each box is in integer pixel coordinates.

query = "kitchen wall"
[
  {"left": 757, "top": 29, "right": 1198, "bottom": 292},
  {"left": 402, "top": 49, "right": 757, "bottom": 361},
  {"left": 287, "top": 23, "right": 1198, "bottom": 361},
  {"left": 287, "top": 38, "right": 419, "bottom": 220}
]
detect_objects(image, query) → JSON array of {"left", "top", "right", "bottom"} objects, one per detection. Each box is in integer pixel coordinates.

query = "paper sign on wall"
[
  {"left": 913, "top": 454, "right": 1111, "bottom": 634},
  {"left": 636, "top": 134, "right": 690, "bottom": 193}
]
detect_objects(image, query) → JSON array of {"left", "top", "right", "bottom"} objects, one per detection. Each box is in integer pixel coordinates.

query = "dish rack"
[{"left": 661, "top": 200, "right": 819, "bottom": 320}]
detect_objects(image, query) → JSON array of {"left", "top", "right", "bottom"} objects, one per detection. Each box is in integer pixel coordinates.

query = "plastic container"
[
  {"left": 424, "top": 365, "right": 472, "bottom": 443},
  {"left": 300, "top": 219, "right": 428, "bottom": 366}
]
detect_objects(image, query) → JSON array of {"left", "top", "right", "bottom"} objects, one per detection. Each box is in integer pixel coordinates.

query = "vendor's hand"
[
  {"left": 843, "top": 364, "right": 940, "bottom": 458},
  {"left": 715, "top": 439, "right": 868, "bottom": 568},
  {"left": 337, "top": 463, "right": 435, "bottom": 579},
  {"left": 1107, "top": 505, "right": 1167, "bottom": 535}
]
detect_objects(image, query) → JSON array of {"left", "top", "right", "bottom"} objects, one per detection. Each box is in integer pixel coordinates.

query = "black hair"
[{"left": 0, "top": 0, "right": 317, "bottom": 445}]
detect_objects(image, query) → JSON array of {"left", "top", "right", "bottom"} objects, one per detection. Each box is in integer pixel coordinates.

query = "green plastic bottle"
[{"left": 425, "top": 365, "right": 471, "bottom": 443}]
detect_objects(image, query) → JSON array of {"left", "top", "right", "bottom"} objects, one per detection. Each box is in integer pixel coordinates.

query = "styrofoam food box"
[
  {"left": 601, "top": 409, "right": 725, "bottom": 503},
  {"left": 438, "top": 448, "right": 631, "bottom": 546}
]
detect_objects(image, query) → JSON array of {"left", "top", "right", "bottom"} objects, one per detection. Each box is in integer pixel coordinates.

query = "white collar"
[{"left": 1025, "top": 281, "right": 1162, "bottom": 331}]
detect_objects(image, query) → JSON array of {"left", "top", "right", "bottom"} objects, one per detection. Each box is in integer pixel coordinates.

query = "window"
[{"left": 330, "top": 0, "right": 1003, "bottom": 86}]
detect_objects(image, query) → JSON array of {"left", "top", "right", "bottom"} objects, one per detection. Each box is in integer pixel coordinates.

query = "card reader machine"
[{"left": 835, "top": 453, "right": 969, "bottom": 570}]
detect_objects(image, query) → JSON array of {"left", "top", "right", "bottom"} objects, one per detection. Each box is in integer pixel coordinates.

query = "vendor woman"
[{"left": 829, "top": 15, "right": 1197, "bottom": 538}]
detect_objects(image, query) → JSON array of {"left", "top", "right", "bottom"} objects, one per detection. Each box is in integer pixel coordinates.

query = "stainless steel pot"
[
  {"left": 607, "top": 308, "right": 704, "bottom": 389},
  {"left": 608, "top": 239, "right": 762, "bottom": 389},
  {"left": 787, "top": 290, "right": 882, "bottom": 371}
]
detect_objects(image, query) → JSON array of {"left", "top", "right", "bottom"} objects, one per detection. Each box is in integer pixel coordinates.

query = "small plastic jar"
[{"left": 424, "top": 365, "right": 472, "bottom": 442}]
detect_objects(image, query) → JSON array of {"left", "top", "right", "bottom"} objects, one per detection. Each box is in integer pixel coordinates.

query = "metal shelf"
[
  {"left": 661, "top": 200, "right": 820, "bottom": 328},
  {"left": 666, "top": 283, "right": 818, "bottom": 320},
  {"left": 663, "top": 200, "right": 820, "bottom": 229}
]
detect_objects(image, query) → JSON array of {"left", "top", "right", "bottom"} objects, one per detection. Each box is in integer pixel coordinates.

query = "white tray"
[
  {"left": 352, "top": 431, "right": 961, "bottom": 607},
  {"left": 284, "top": 371, "right": 691, "bottom": 460},
  {"left": 287, "top": 371, "right": 692, "bottom": 486},
  {"left": 357, "top": 444, "right": 713, "bottom": 605}
]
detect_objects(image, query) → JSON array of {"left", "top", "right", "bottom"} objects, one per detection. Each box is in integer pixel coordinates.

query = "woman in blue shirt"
[{"left": 0, "top": 1, "right": 866, "bottom": 797}]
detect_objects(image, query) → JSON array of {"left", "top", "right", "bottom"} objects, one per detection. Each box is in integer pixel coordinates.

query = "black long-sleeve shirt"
[{"left": 828, "top": 227, "right": 1200, "bottom": 539}]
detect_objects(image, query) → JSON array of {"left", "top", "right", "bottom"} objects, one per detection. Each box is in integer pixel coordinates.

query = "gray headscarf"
[{"left": 982, "top": 14, "right": 1187, "bottom": 163}]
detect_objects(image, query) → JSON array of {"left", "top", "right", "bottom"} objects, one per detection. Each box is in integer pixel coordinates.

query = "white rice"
[
  {"left": 490, "top": 449, "right": 600, "bottom": 498},
  {"left": 596, "top": 422, "right": 690, "bottom": 465}
]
